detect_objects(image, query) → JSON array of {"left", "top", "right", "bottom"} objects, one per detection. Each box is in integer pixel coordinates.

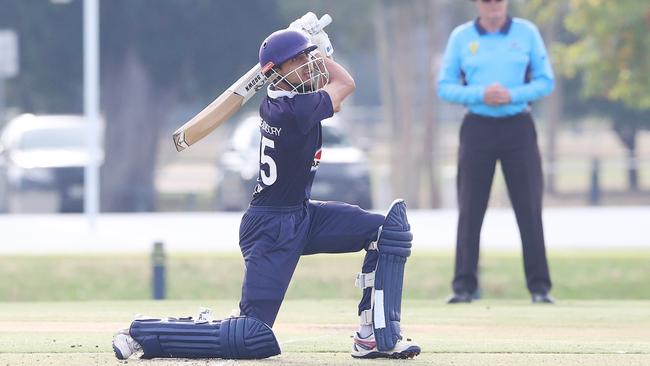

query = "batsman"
[{"left": 112, "top": 13, "right": 420, "bottom": 360}]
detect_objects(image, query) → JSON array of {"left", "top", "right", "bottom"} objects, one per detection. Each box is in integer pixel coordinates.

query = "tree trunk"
[
  {"left": 393, "top": 3, "right": 418, "bottom": 206},
  {"left": 374, "top": 1, "right": 399, "bottom": 203},
  {"left": 613, "top": 121, "right": 639, "bottom": 191},
  {"left": 541, "top": 11, "right": 564, "bottom": 195},
  {"left": 627, "top": 147, "right": 638, "bottom": 191},
  {"left": 101, "top": 48, "right": 174, "bottom": 212},
  {"left": 422, "top": 0, "right": 443, "bottom": 208},
  {"left": 544, "top": 76, "right": 561, "bottom": 194},
  {"left": 375, "top": 0, "right": 443, "bottom": 208}
]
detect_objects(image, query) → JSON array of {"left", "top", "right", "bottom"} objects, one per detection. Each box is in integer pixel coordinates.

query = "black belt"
[{"left": 466, "top": 111, "right": 531, "bottom": 122}]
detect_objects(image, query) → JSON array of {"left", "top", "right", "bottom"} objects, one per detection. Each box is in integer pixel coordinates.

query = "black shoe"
[
  {"left": 531, "top": 293, "right": 555, "bottom": 304},
  {"left": 446, "top": 292, "right": 473, "bottom": 304}
]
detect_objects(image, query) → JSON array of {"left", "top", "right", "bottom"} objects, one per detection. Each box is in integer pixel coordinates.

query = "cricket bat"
[{"left": 173, "top": 14, "right": 332, "bottom": 152}]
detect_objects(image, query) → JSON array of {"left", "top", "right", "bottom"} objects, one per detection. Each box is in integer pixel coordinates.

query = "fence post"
[
  {"left": 588, "top": 158, "right": 601, "bottom": 206},
  {"left": 152, "top": 241, "right": 166, "bottom": 300}
]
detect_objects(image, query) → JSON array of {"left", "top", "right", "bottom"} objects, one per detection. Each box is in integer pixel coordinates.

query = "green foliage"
[
  {"left": 0, "top": 0, "right": 83, "bottom": 113},
  {"left": 0, "top": 1, "right": 285, "bottom": 113},
  {"left": 566, "top": 0, "right": 649, "bottom": 109},
  {"left": 100, "top": 0, "right": 284, "bottom": 100},
  {"left": 527, "top": 0, "right": 650, "bottom": 110}
]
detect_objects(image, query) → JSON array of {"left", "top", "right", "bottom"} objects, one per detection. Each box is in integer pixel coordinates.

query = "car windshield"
[{"left": 17, "top": 127, "right": 86, "bottom": 151}]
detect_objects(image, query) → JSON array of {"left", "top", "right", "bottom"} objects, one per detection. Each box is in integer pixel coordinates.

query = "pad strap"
[
  {"left": 368, "top": 240, "right": 378, "bottom": 251},
  {"left": 359, "top": 309, "right": 373, "bottom": 325},
  {"left": 354, "top": 271, "right": 375, "bottom": 289},
  {"left": 359, "top": 309, "right": 372, "bottom": 325}
]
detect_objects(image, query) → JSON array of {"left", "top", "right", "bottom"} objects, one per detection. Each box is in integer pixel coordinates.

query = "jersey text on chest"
[{"left": 260, "top": 119, "right": 281, "bottom": 137}]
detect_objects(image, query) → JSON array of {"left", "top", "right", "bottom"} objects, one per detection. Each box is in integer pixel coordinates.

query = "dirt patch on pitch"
[
  {"left": 2, "top": 352, "right": 650, "bottom": 366},
  {"left": 0, "top": 321, "right": 125, "bottom": 333},
  {"left": 274, "top": 322, "right": 650, "bottom": 339}
]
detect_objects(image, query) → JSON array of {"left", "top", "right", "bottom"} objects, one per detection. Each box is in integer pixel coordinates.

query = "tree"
[
  {"left": 526, "top": 0, "right": 650, "bottom": 191},
  {"left": 521, "top": 0, "right": 570, "bottom": 193},
  {"left": 99, "top": 1, "right": 283, "bottom": 211},
  {"left": 0, "top": 0, "right": 83, "bottom": 115},
  {"left": 1, "top": 1, "right": 285, "bottom": 211},
  {"left": 558, "top": 0, "right": 650, "bottom": 110},
  {"left": 561, "top": 1, "right": 650, "bottom": 191}
]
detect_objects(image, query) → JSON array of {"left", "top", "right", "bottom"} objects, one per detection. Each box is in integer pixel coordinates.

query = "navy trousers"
[
  {"left": 238, "top": 200, "right": 384, "bottom": 327},
  {"left": 453, "top": 112, "right": 552, "bottom": 295}
]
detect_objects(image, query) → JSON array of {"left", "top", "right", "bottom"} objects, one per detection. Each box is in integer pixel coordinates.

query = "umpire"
[{"left": 437, "top": 0, "right": 554, "bottom": 303}]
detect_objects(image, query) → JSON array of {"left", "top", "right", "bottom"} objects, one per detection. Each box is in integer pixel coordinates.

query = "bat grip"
[{"left": 318, "top": 14, "right": 332, "bottom": 29}]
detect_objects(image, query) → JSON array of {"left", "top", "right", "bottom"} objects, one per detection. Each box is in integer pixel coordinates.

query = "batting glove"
[
  {"left": 297, "top": 12, "right": 321, "bottom": 35},
  {"left": 288, "top": 12, "right": 316, "bottom": 35},
  {"left": 288, "top": 13, "right": 334, "bottom": 57},
  {"left": 311, "top": 31, "right": 334, "bottom": 57}
]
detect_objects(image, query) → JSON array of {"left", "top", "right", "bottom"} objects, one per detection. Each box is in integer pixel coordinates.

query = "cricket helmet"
[
  {"left": 259, "top": 29, "right": 328, "bottom": 94},
  {"left": 259, "top": 29, "right": 317, "bottom": 73}
]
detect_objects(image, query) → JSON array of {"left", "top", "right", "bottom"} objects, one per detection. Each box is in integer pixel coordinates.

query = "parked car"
[
  {"left": 0, "top": 114, "right": 102, "bottom": 213},
  {"left": 214, "top": 114, "right": 373, "bottom": 211}
]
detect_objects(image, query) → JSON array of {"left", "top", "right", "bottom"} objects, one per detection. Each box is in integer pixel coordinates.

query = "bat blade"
[
  {"left": 173, "top": 13, "right": 333, "bottom": 152},
  {"left": 172, "top": 90, "right": 244, "bottom": 151},
  {"left": 172, "top": 65, "right": 265, "bottom": 152}
]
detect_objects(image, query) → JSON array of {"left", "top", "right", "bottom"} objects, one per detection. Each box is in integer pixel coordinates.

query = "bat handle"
[{"left": 318, "top": 14, "right": 332, "bottom": 29}]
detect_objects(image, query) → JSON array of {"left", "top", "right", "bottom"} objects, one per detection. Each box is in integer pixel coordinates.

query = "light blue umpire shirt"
[{"left": 437, "top": 16, "right": 554, "bottom": 118}]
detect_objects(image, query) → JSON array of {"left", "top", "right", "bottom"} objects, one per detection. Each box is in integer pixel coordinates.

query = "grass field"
[
  {"left": 2, "top": 251, "right": 650, "bottom": 301},
  {"left": 0, "top": 299, "right": 649, "bottom": 365},
  {"left": 1, "top": 250, "right": 649, "bottom": 365}
]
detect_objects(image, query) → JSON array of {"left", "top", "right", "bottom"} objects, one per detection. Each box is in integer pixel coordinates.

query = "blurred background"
[
  {"left": 0, "top": 0, "right": 648, "bottom": 301},
  {"left": 0, "top": 0, "right": 648, "bottom": 213}
]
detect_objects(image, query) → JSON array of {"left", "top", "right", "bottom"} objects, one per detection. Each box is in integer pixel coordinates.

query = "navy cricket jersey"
[
  {"left": 250, "top": 86, "right": 334, "bottom": 207},
  {"left": 437, "top": 16, "right": 554, "bottom": 117}
]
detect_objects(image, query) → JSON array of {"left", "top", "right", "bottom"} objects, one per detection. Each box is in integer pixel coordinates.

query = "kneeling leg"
[{"left": 129, "top": 316, "right": 280, "bottom": 359}]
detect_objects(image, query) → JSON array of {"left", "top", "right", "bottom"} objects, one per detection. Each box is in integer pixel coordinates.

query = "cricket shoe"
[
  {"left": 351, "top": 332, "right": 421, "bottom": 359},
  {"left": 112, "top": 328, "right": 142, "bottom": 360}
]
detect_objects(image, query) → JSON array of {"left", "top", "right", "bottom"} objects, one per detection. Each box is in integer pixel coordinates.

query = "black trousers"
[{"left": 452, "top": 112, "right": 552, "bottom": 295}]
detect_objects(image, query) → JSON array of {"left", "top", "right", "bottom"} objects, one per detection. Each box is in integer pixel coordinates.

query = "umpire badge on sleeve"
[{"left": 469, "top": 41, "right": 479, "bottom": 55}]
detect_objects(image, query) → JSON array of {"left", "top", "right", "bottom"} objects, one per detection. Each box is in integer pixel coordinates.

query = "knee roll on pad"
[
  {"left": 130, "top": 316, "right": 280, "bottom": 359},
  {"left": 356, "top": 199, "right": 412, "bottom": 351}
]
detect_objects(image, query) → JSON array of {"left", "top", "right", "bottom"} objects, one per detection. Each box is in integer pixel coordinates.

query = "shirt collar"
[
  {"left": 267, "top": 85, "right": 297, "bottom": 99},
  {"left": 474, "top": 16, "right": 512, "bottom": 35}
]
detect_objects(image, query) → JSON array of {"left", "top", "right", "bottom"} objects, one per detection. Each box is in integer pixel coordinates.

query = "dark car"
[
  {"left": 214, "top": 114, "right": 373, "bottom": 211},
  {"left": 0, "top": 114, "right": 102, "bottom": 213}
]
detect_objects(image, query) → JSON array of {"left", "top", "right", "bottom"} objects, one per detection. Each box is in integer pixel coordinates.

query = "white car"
[
  {"left": 214, "top": 114, "right": 372, "bottom": 211},
  {"left": 0, "top": 114, "right": 103, "bottom": 213}
]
